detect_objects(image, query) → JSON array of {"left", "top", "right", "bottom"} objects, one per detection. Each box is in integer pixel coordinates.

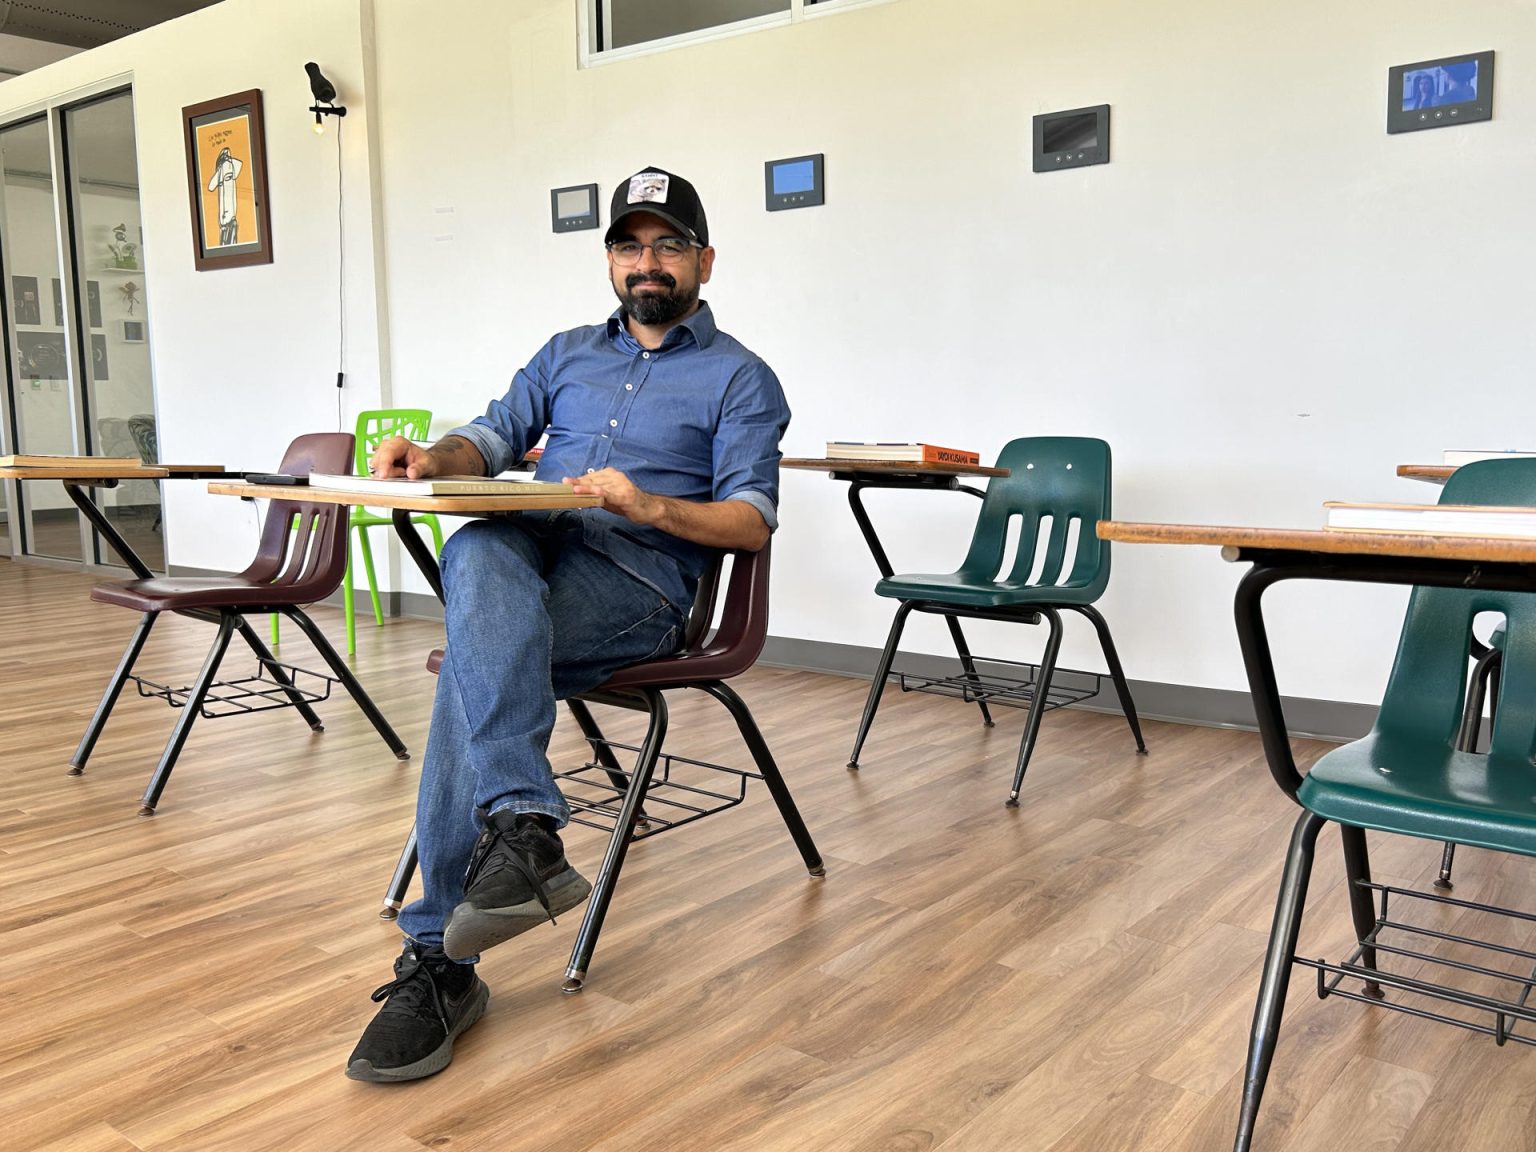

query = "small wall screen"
[
  {"left": 1033, "top": 105, "right": 1110, "bottom": 172},
  {"left": 765, "top": 153, "right": 824, "bottom": 211},
  {"left": 550, "top": 183, "right": 599, "bottom": 232},
  {"left": 1387, "top": 51, "right": 1494, "bottom": 133},
  {"left": 771, "top": 160, "right": 816, "bottom": 195},
  {"left": 556, "top": 189, "right": 592, "bottom": 218}
]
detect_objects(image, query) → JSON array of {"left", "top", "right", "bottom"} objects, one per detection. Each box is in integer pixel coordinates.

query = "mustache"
[{"left": 625, "top": 271, "right": 676, "bottom": 290}]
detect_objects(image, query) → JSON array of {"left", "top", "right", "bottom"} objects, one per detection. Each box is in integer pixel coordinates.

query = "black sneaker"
[
  {"left": 443, "top": 810, "right": 592, "bottom": 961},
  {"left": 345, "top": 944, "right": 489, "bottom": 1083}
]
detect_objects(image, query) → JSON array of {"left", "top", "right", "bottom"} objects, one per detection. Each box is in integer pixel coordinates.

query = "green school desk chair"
[
  {"left": 270, "top": 409, "right": 444, "bottom": 655},
  {"left": 845, "top": 436, "right": 1145, "bottom": 805},
  {"left": 1234, "top": 456, "right": 1536, "bottom": 1150}
]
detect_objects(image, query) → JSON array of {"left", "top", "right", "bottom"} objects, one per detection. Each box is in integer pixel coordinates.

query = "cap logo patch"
[{"left": 627, "top": 172, "right": 670, "bottom": 204}]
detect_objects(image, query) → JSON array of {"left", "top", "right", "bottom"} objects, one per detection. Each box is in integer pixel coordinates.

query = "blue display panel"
[
  {"left": 1401, "top": 60, "right": 1478, "bottom": 110},
  {"left": 771, "top": 160, "right": 816, "bottom": 195},
  {"left": 1388, "top": 51, "right": 1494, "bottom": 134}
]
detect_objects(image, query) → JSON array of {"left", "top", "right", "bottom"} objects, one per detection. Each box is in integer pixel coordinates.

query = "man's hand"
[
  {"left": 370, "top": 436, "right": 438, "bottom": 479},
  {"left": 369, "top": 434, "right": 485, "bottom": 480},
  {"left": 563, "top": 468, "right": 660, "bottom": 525},
  {"left": 564, "top": 467, "right": 771, "bottom": 551}
]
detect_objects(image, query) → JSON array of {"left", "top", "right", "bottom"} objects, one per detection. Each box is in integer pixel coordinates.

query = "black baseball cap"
[{"left": 604, "top": 167, "right": 709, "bottom": 247}]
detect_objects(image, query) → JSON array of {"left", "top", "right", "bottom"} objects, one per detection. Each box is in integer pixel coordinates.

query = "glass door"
[
  {"left": 63, "top": 90, "right": 160, "bottom": 571},
  {"left": 0, "top": 114, "right": 82, "bottom": 561}
]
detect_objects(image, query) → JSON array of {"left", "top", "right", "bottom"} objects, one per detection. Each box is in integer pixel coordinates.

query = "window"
[
  {"left": 600, "top": 0, "right": 788, "bottom": 53},
  {"left": 583, "top": 0, "right": 899, "bottom": 63}
]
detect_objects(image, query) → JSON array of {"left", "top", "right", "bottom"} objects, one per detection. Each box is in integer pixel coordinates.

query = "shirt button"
[
  {"left": 625, "top": 383, "right": 633, "bottom": 390},
  {"left": 642, "top": 352, "right": 651, "bottom": 359},
  {"left": 609, "top": 419, "right": 618, "bottom": 427},
  {"left": 586, "top": 467, "right": 595, "bottom": 473}
]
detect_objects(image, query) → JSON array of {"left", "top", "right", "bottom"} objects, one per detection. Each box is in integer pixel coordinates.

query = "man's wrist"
[
  {"left": 430, "top": 435, "right": 482, "bottom": 475},
  {"left": 637, "top": 492, "right": 669, "bottom": 529}
]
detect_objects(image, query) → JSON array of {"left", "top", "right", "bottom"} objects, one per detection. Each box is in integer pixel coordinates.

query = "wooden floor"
[{"left": 4, "top": 558, "right": 1536, "bottom": 1152}]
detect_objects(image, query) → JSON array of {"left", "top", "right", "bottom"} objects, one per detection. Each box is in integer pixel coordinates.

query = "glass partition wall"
[
  {"left": 0, "top": 86, "right": 160, "bottom": 570},
  {"left": 0, "top": 114, "right": 81, "bottom": 560}
]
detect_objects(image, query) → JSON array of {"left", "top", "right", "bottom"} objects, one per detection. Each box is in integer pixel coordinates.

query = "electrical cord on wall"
[{"left": 334, "top": 114, "right": 346, "bottom": 432}]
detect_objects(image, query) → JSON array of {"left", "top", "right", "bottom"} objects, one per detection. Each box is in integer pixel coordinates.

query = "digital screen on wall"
[
  {"left": 1041, "top": 112, "right": 1099, "bottom": 153},
  {"left": 1401, "top": 60, "right": 1480, "bottom": 111},
  {"left": 556, "top": 189, "right": 593, "bottom": 218},
  {"left": 771, "top": 160, "right": 816, "bottom": 195}
]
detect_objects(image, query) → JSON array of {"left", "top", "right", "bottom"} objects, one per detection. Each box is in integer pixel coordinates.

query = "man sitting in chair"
[{"left": 348, "top": 168, "right": 789, "bottom": 1082}]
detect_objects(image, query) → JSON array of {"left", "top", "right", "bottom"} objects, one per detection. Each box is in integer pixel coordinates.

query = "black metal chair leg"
[
  {"left": 277, "top": 607, "right": 409, "bottom": 760},
  {"left": 942, "top": 614, "right": 994, "bottom": 728},
  {"left": 1437, "top": 645, "right": 1502, "bottom": 889},
  {"left": 565, "top": 697, "right": 646, "bottom": 826},
  {"left": 701, "top": 683, "right": 824, "bottom": 876},
  {"left": 380, "top": 824, "right": 418, "bottom": 920},
  {"left": 563, "top": 688, "right": 668, "bottom": 994},
  {"left": 847, "top": 602, "right": 914, "bottom": 770},
  {"left": 1073, "top": 603, "right": 1147, "bottom": 753},
  {"left": 1235, "top": 810, "right": 1326, "bottom": 1152},
  {"left": 1007, "top": 606, "right": 1064, "bottom": 808},
  {"left": 138, "top": 611, "right": 238, "bottom": 815},
  {"left": 1339, "top": 824, "right": 1384, "bottom": 998},
  {"left": 231, "top": 615, "right": 326, "bottom": 730},
  {"left": 70, "top": 611, "right": 158, "bottom": 775},
  {"left": 1434, "top": 842, "right": 1458, "bottom": 892}
]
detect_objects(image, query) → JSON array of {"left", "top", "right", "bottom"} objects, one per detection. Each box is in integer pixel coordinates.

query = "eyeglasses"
[{"left": 606, "top": 238, "right": 701, "bottom": 265}]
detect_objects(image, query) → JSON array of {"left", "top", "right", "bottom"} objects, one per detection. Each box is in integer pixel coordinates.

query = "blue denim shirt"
[{"left": 448, "top": 303, "right": 789, "bottom": 610}]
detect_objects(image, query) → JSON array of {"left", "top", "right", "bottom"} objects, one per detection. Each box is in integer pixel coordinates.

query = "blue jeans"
[{"left": 397, "top": 513, "right": 686, "bottom": 950}]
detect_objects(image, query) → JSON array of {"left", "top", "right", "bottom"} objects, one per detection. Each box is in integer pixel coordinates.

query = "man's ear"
[{"left": 698, "top": 245, "right": 716, "bottom": 285}]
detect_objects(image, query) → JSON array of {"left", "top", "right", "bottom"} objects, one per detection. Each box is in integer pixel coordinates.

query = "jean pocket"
[{"left": 565, "top": 599, "right": 683, "bottom": 670}]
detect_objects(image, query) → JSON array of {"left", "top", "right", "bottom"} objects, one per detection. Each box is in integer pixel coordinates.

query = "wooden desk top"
[
  {"left": 1397, "top": 464, "right": 1453, "bottom": 485},
  {"left": 0, "top": 464, "right": 223, "bottom": 480},
  {"left": 210, "top": 480, "right": 600, "bottom": 514},
  {"left": 783, "top": 457, "right": 1010, "bottom": 478},
  {"left": 1097, "top": 520, "right": 1536, "bottom": 564}
]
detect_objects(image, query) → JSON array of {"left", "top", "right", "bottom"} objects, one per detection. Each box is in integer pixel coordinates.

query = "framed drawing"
[
  {"left": 181, "top": 89, "right": 273, "bottom": 270},
  {"left": 12, "top": 275, "right": 40, "bottom": 325},
  {"left": 17, "top": 331, "right": 66, "bottom": 379}
]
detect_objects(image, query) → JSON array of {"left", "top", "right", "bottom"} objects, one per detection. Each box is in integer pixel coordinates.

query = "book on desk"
[
  {"left": 0, "top": 453, "right": 142, "bottom": 469},
  {"left": 824, "top": 441, "right": 981, "bottom": 466},
  {"left": 308, "top": 473, "right": 571, "bottom": 497},
  {"left": 1325, "top": 501, "right": 1536, "bottom": 538}
]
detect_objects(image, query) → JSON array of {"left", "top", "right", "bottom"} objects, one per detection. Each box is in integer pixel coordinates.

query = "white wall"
[
  {"left": 370, "top": 0, "right": 1536, "bottom": 705},
  {"left": 4, "top": 0, "right": 1533, "bottom": 708}
]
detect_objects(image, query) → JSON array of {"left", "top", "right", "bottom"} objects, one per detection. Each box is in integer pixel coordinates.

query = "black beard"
[{"left": 616, "top": 271, "right": 697, "bottom": 326}]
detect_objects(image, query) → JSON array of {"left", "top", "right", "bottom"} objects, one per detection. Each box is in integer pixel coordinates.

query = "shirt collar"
[{"left": 606, "top": 300, "right": 717, "bottom": 354}]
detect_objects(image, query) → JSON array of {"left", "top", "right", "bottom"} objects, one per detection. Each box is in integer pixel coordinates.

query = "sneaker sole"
[
  {"left": 442, "top": 866, "right": 593, "bottom": 961},
  {"left": 344, "top": 978, "right": 490, "bottom": 1083}
]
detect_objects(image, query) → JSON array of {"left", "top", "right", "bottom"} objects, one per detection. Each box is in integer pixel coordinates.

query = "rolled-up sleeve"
[
  {"left": 448, "top": 342, "right": 554, "bottom": 475},
  {"left": 712, "top": 362, "right": 791, "bottom": 532}
]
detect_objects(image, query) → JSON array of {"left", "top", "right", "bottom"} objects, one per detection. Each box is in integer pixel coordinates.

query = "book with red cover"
[{"left": 824, "top": 441, "right": 982, "bottom": 466}]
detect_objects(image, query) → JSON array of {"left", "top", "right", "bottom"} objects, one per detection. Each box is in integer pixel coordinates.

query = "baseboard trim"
[{"left": 756, "top": 635, "right": 1375, "bottom": 744}]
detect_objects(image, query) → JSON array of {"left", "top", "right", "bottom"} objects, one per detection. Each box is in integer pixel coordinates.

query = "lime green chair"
[
  {"left": 270, "top": 409, "right": 443, "bottom": 655},
  {"left": 846, "top": 436, "right": 1145, "bottom": 805},
  {"left": 1234, "top": 457, "right": 1536, "bottom": 1150}
]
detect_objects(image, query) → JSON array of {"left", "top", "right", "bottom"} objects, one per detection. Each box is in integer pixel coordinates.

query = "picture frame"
[
  {"left": 91, "top": 334, "right": 109, "bottom": 381},
  {"left": 181, "top": 88, "right": 273, "bottom": 270},
  {"left": 16, "top": 331, "right": 66, "bottom": 379},
  {"left": 11, "top": 274, "right": 40, "bottom": 326}
]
